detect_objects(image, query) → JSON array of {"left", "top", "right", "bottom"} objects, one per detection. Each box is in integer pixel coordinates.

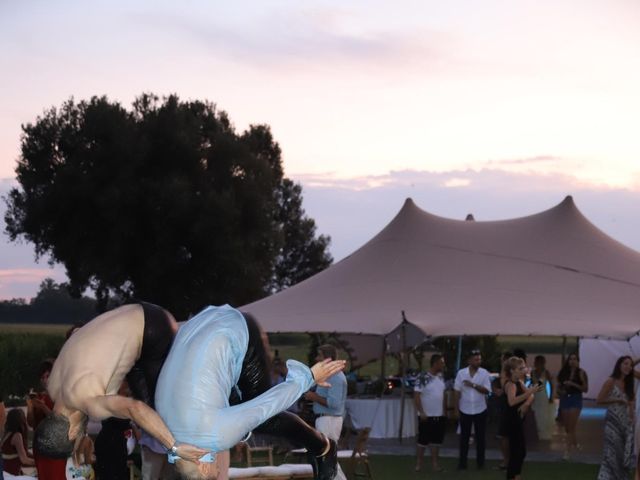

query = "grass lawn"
[{"left": 356, "top": 455, "right": 599, "bottom": 479}]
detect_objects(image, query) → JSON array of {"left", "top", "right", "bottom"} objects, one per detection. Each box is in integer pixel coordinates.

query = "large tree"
[{"left": 5, "top": 94, "right": 332, "bottom": 319}]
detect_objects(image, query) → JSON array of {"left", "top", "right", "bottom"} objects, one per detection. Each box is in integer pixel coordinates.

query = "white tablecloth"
[{"left": 345, "top": 397, "right": 417, "bottom": 438}]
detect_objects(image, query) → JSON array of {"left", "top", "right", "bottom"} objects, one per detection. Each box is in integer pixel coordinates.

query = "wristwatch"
[{"left": 168, "top": 442, "right": 179, "bottom": 455}]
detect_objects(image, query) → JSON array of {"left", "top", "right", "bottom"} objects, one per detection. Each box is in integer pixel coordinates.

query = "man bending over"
[
  {"left": 35, "top": 303, "right": 207, "bottom": 463},
  {"left": 155, "top": 305, "right": 346, "bottom": 480}
]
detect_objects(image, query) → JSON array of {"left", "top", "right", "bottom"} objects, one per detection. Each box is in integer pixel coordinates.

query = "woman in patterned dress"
[{"left": 596, "top": 356, "right": 635, "bottom": 480}]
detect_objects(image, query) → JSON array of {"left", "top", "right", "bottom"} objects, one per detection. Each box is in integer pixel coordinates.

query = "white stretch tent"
[{"left": 243, "top": 196, "right": 640, "bottom": 340}]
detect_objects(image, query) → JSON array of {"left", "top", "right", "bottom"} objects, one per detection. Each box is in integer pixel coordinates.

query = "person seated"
[
  {"left": 65, "top": 434, "right": 94, "bottom": 480},
  {"left": 2, "top": 409, "right": 35, "bottom": 475},
  {"left": 28, "top": 359, "right": 67, "bottom": 480},
  {"left": 155, "top": 305, "right": 345, "bottom": 480},
  {"left": 34, "top": 302, "right": 207, "bottom": 464}
]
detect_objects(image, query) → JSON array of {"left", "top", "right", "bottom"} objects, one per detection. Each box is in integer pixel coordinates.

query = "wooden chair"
[
  {"left": 337, "top": 427, "right": 372, "bottom": 480},
  {"left": 246, "top": 445, "right": 274, "bottom": 467}
]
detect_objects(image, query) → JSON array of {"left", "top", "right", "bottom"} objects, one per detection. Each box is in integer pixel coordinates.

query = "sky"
[{"left": 0, "top": 0, "right": 639, "bottom": 299}]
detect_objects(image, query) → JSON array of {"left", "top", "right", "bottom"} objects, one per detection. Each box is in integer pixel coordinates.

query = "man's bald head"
[{"left": 176, "top": 460, "right": 217, "bottom": 480}]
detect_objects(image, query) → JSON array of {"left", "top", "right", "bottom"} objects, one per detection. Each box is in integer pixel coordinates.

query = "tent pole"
[
  {"left": 380, "top": 338, "right": 387, "bottom": 394},
  {"left": 398, "top": 311, "right": 408, "bottom": 443}
]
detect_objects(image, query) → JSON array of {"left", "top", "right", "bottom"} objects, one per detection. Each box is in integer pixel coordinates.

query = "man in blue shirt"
[
  {"left": 155, "top": 306, "right": 345, "bottom": 480},
  {"left": 304, "top": 344, "right": 348, "bottom": 480}
]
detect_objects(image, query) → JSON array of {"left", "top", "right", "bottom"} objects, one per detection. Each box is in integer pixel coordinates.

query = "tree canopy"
[
  {"left": 0, "top": 278, "right": 97, "bottom": 324},
  {"left": 5, "top": 94, "right": 332, "bottom": 319}
]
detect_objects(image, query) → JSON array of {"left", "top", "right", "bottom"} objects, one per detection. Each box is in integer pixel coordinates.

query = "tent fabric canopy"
[{"left": 242, "top": 196, "right": 640, "bottom": 340}]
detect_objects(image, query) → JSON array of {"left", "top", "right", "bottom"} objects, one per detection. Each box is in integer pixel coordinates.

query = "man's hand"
[
  {"left": 176, "top": 443, "right": 210, "bottom": 464},
  {"left": 310, "top": 359, "right": 346, "bottom": 387}
]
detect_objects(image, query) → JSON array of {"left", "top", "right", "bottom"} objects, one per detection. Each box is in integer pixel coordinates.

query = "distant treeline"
[{"left": 0, "top": 278, "right": 98, "bottom": 325}]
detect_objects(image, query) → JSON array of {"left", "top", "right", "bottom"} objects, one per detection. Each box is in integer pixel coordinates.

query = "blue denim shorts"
[{"left": 559, "top": 393, "right": 583, "bottom": 410}]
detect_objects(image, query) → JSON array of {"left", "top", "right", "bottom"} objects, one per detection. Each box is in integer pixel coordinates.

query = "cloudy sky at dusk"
[{"left": 1, "top": 0, "right": 639, "bottom": 299}]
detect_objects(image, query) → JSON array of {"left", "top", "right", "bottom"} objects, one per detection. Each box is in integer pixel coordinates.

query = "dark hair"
[
  {"left": 65, "top": 325, "right": 81, "bottom": 340},
  {"left": 39, "top": 359, "right": 55, "bottom": 379},
  {"left": 513, "top": 348, "right": 527, "bottom": 361},
  {"left": 34, "top": 413, "right": 74, "bottom": 459},
  {"left": 611, "top": 356, "right": 635, "bottom": 400},
  {"left": 557, "top": 352, "right": 580, "bottom": 383},
  {"left": 318, "top": 344, "right": 338, "bottom": 361},
  {"left": 5, "top": 408, "right": 28, "bottom": 436},
  {"left": 430, "top": 353, "right": 443, "bottom": 367},
  {"left": 501, "top": 351, "right": 513, "bottom": 361}
]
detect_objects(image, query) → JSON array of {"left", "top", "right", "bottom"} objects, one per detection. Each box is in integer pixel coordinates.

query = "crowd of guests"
[
  {"left": 1, "top": 325, "right": 139, "bottom": 480},
  {"left": 2, "top": 318, "right": 639, "bottom": 480},
  {"left": 412, "top": 349, "right": 640, "bottom": 480}
]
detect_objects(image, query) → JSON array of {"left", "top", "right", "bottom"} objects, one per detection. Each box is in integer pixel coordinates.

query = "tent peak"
[
  {"left": 548, "top": 194, "right": 580, "bottom": 218},
  {"left": 560, "top": 195, "right": 575, "bottom": 207}
]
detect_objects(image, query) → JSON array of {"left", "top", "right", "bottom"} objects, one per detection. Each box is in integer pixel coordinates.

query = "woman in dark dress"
[
  {"left": 493, "top": 351, "right": 513, "bottom": 470},
  {"left": 1, "top": 408, "right": 35, "bottom": 475},
  {"left": 503, "top": 356, "right": 540, "bottom": 480},
  {"left": 556, "top": 353, "right": 588, "bottom": 460}
]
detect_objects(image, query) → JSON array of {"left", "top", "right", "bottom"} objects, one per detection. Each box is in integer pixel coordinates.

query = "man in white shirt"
[
  {"left": 454, "top": 349, "right": 491, "bottom": 470},
  {"left": 413, "top": 354, "right": 446, "bottom": 473}
]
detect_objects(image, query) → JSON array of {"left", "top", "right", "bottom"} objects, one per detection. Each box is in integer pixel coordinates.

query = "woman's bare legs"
[{"left": 561, "top": 408, "right": 581, "bottom": 458}]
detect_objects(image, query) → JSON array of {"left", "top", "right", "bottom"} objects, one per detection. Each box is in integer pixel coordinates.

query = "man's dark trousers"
[{"left": 458, "top": 409, "right": 487, "bottom": 469}]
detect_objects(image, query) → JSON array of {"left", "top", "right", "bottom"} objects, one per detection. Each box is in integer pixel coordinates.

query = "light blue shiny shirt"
[
  {"left": 313, "top": 371, "right": 347, "bottom": 416},
  {"left": 155, "top": 305, "right": 315, "bottom": 456}
]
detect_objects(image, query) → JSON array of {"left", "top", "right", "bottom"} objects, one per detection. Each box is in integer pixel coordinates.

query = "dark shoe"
[
  {"left": 307, "top": 452, "right": 319, "bottom": 479},
  {"left": 315, "top": 439, "right": 338, "bottom": 480}
]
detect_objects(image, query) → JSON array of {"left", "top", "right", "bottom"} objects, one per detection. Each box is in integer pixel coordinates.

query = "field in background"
[{"left": 0, "top": 323, "right": 71, "bottom": 335}]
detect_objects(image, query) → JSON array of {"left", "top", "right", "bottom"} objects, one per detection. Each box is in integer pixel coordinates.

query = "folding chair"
[{"left": 337, "top": 427, "right": 372, "bottom": 480}]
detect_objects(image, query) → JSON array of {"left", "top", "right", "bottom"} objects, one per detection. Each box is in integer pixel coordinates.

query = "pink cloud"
[{"left": 0, "top": 268, "right": 66, "bottom": 300}]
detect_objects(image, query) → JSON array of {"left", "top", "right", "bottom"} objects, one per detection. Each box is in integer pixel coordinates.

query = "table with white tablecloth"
[{"left": 345, "top": 397, "right": 417, "bottom": 438}]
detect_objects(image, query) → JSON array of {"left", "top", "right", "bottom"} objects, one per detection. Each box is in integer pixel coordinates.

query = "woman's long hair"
[
  {"left": 611, "top": 355, "right": 635, "bottom": 400},
  {"left": 3, "top": 408, "right": 28, "bottom": 446},
  {"left": 557, "top": 352, "right": 580, "bottom": 383}
]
